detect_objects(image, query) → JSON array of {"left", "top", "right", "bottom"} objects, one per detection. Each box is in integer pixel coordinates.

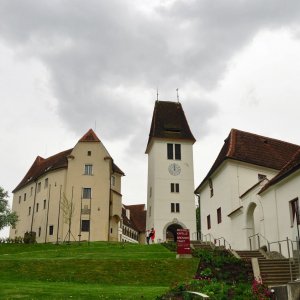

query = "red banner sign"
[{"left": 177, "top": 229, "right": 191, "bottom": 255}]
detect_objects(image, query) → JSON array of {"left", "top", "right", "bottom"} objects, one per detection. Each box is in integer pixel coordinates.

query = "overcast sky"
[{"left": 1, "top": 0, "right": 300, "bottom": 237}]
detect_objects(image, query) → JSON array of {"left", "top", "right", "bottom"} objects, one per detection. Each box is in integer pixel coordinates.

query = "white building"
[
  {"left": 146, "top": 100, "right": 197, "bottom": 242},
  {"left": 195, "top": 129, "right": 300, "bottom": 256}
]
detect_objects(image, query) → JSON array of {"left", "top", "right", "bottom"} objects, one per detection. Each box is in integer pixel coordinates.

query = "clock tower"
[{"left": 145, "top": 100, "right": 197, "bottom": 242}]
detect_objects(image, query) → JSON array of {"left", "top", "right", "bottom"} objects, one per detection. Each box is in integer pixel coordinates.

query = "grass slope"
[{"left": 0, "top": 242, "right": 198, "bottom": 299}]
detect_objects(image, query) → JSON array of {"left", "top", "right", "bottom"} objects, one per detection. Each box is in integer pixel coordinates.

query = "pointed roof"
[
  {"left": 78, "top": 129, "right": 100, "bottom": 142},
  {"left": 13, "top": 129, "right": 124, "bottom": 192},
  {"left": 195, "top": 129, "right": 300, "bottom": 193},
  {"left": 146, "top": 101, "right": 195, "bottom": 153},
  {"left": 259, "top": 148, "right": 300, "bottom": 194}
]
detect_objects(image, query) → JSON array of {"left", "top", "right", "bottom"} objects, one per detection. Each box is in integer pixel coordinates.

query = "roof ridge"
[{"left": 79, "top": 129, "right": 100, "bottom": 142}]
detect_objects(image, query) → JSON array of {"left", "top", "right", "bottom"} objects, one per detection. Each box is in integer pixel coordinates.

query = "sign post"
[{"left": 176, "top": 229, "right": 192, "bottom": 258}]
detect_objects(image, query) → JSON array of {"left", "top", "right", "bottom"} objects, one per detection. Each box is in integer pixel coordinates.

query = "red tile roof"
[
  {"left": 259, "top": 148, "right": 300, "bottom": 194},
  {"left": 195, "top": 129, "right": 300, "bottom": 193},
  {"left": 78, "top": 129, "right": 100, "bottom": 142},
  {"left": 13, "top": 149, "right": 72, "bottom": 192},
  {"left": 122, "top": 204, "right": 146, "bottom": 233},
  {"left": 146, "top": 101, "right": 195, "bottom": 153}
]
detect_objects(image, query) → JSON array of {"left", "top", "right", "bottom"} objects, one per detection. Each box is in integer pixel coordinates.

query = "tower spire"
[{"left": 176, "top": 88, "right": 179, "bottom": 102}]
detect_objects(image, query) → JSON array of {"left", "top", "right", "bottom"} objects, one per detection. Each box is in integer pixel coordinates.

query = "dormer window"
[{"left": 258, "top": 174, "right": 266, "bottom": 181}]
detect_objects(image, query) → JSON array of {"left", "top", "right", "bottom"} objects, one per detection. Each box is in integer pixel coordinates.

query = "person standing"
[
  {"left": 150, "top": 228, "right": 155, "bottom": 244},
  {"left": 146, "top": 230, "right": 150, "bottom": 245}
]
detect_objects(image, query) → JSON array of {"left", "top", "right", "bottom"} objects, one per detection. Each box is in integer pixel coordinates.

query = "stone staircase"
[{"left": 236, "top": 250, "right": 299, "bottom": 286}]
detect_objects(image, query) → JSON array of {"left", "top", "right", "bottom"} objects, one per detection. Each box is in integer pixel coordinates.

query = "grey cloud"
[{"left": 1, "top": 0, "right": 300, "bottom": 142}]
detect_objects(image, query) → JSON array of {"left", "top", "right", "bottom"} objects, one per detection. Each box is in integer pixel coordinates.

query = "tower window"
[
  {"left": 167, "top": 143, "right": 181, "bottom": 160},
  {"left": 171, "top": 183, "right": 179, "bottom": 193},
  {"left": 171, "top": 203, "right": 180, "bottom": 213}
]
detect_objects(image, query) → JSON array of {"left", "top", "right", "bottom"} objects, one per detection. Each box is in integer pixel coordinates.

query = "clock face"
[{"left": 168, "top": 163, "right": 181, "bottom": 176}]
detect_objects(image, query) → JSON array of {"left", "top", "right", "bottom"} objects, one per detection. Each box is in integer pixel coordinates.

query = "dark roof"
[
  {"left": 146, "top": 100, "right": 195, "bottom": 152},
  {"left": 195, "top": 129, "right": 300, "bottom": 193},
  {"left": 122, "top": 204, "right": 146, "bottom": 233},
  {"left": 13, "top": 149, "right": 72, "bottom": 192},
  {"left": 13, "top": 129, "right": 124, "bottom": 192},
  {"left": 259, "top": 148, "right": 300, "bottom": 194}
]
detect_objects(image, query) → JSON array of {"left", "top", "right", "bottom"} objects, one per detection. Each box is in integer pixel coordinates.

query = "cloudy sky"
[{"left": 1, "top": 0, "right": 300, "bottom": 237}]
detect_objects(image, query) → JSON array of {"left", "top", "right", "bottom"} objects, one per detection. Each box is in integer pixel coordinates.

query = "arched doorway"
[
  {"left": 166, "top": 223, "right": 183, "bottom": 242},
  {"left": 246, "top": 202, "right": 261, "bottom": 249}
]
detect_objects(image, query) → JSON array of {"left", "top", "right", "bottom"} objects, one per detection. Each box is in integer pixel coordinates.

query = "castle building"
[
  {"left": 146, "top": 100, "right": 197, "bottom": 242},
  {"left": 10, "top": 129, "right": 124, "bottom": 243}
]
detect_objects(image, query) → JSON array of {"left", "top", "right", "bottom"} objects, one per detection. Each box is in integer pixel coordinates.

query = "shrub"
[{"left": 24, "top": 231, "right": 36, "bottom": 244}]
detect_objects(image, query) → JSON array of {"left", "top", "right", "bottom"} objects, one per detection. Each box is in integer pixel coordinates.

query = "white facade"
[
  {"left": 146, "top": 139, "right": 197, "bottom": 242},
  {"left": 199, "top": 160, "right": 278, "bottom": 250}
]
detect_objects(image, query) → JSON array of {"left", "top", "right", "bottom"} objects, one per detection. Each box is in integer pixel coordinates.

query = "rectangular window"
[
  {"left": 28, "top": 206, "right": 31, "bottom": 215},
  {"left": 149, "top": 187, "right": 152, "bottom": 198},
  {"left": 81, "top": 220, "right": 90, "bottom": 232},
  {"left": 149, "top": 206, "right": 151, "bottom": 217},
  {"left": 167, "top": 143, "right": 173, "bottom": 159},
  {"left": 84, "top": 164, "right": 93, "bottom": 175},
  {"left": 171, "top": 203, "right": 180, "bottom": 213},
  {"left": 37, "top": 182, "right": 41, "bottom": 193},
  {"left": 30, "top": 187, "right": 33, "bottom": 196},
  {"left": 208, "top": 178, "right": 214, "bottom": 197},
  {"left": 167, "top": 143, "right": 182, "bottom": 160},
  {"left": 171, "top": 183, "right": 180, "bottom": 193},
  {"left": 43, "top": 199, "right": 46, "bottom": 209},
  {"left": 290, "top": 198, "right": 300, "bottom": 226},
  {"left": 19, "top": 196, "right": 21, "bottom": 204},
  {"left": 87, "top": 151, "right": 91, "bottom": 156},
  {"left": 38, "top": 227, "right": 41, "bottom": 237},
  {"left": 175, "top": 144, "right": 181, "bottom": 160},
  {"left": 207, "top": 215, "right": 211, "bottom": 229},
  {"left": 49, "top": 225, "right": 54, "bottom": 235},
  {"left": 36, "top": 203, "right": 39, "bottom": 213},
  {"left": 24, "top": 193, "right": 27, "bottom": 202},
  {"left": 217, "top": 207, "right": 222, "bottom": 224},
  {"left": 82, "top": 188, "right": 91, "bottom": 199},
  {"left": 44, "top": 178, "right": 48, "bottom": 188}
]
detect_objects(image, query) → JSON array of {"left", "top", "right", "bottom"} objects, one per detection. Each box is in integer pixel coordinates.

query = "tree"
[
  {"left": 0, "top": 186, "right": 18, "bottom": 230},
  {"left": 61, "top": 192, "right": 75, "bottom": 243}
]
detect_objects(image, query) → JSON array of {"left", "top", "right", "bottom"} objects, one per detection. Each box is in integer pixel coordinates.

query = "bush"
[
  {"left": 24, "top": 231, "right": 36, "bottom": 244},
  {"left": 193, "top": 248, "right": 252, "bottom": 283}
]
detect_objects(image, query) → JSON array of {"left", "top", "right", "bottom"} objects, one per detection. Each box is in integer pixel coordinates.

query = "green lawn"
[{"left": 0, "top": 242, "right": 199, "bottom": 299}]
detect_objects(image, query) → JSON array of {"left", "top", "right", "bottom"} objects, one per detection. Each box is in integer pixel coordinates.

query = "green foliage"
[
  {"left": 158, "top": 279, "right": 255, "bottom": 300},
  {"left": 161, "top": 241, "right": 177, "bottom": 252},
  {"left": 193, "top": 248, "right": 252, "bottom": 283},
  {"left": 24, "top": 231, "right": 37, "bottom": 244},
  {"left": 0, "top": 186, "right": 18, "bottom": 230}
]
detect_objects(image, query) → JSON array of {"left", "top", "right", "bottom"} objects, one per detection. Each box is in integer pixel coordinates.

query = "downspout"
[
  {"left": 105, "top": 157, "right": 113, "bottom": 241},
  {"left": 44, "top": 184, "right": 51, "bottom": 243},
  {"left": 30, "top": 181, "right": 38, "bottom": 233},
  {"left": 56, "top": 185, "right": 62, "bottom": 244},
  {"left": 196, "top": 194, "right": 201, "bottom": 240}
]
